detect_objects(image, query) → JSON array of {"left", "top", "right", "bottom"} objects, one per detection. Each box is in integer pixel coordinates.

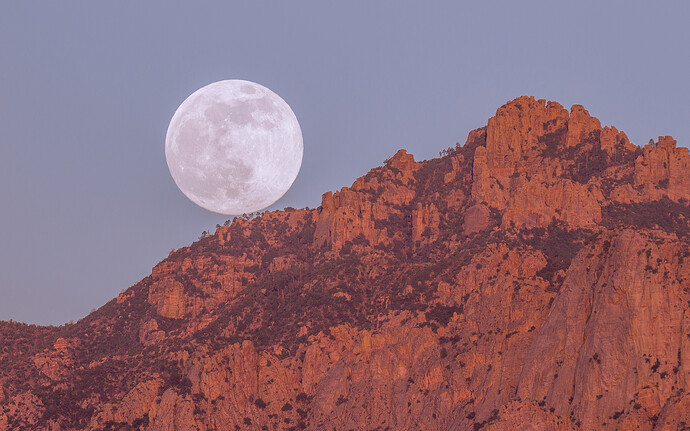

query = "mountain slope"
[{"left": 1, "top": 96, "right": 689, "bottom": 431}]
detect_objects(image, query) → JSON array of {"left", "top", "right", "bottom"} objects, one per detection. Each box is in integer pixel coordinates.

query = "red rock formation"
[
  {"left": 463, "top": 203, "right": 492, "bottom": 234},
  {"left": 0, "top": 97, "right": 689, "bottom": 430},
  {"left": 412, "top": 202, "right": 440, "bottom": 242},
  {"left": 471, "top": 97, "right": 612, "bottom": 230},
  {"left": 635, "top": 136, "right": 690, "bottom": 201}
]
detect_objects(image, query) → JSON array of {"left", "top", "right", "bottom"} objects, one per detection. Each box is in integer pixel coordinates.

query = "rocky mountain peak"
[
  {"left": 385, "top": 148, "right": 417, "bottom": 172},
  {"left": 1, "top": 97, "right": 689, "bottom": 430}
]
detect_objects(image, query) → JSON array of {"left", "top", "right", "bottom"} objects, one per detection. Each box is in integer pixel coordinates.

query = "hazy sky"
[{"left": 1, "top": 2, "right": 688, "bottom": 325}]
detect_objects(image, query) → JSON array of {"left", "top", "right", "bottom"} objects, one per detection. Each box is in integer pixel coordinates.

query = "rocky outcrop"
[
  {"left": 91, "top": 379, "right": 163, "bottom": 428},
  {"left": 314, "top": 189, "right": 378, "bottom": 250},
  {"left": 31, "top": 337, "right": 75, "bottom": 381},
  {"left": 516, "top": 229, "right": 690, "bottom": 429},
  {"left": 463, "top": 203, "right": 492, "bottom": 234},
  {"left": 502, "top": 178, "right": 603, "bottom": 228},
  {"left": 147, "top": 253, "right": 253, "bottom": 319},
  {"left": 412, "top": 202, "right": 440, "bottom": 242},
  {"left": 313, "top": 149, "right": 420, "bottom": 251},
  {"left": 635, "top": 136, "right": 690, "bottom": 201},
  {"left": 471, "top": 97, "right": 608, "bottom": 229}
]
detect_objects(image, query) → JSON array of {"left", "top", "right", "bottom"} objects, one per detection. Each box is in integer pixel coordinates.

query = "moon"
[{"left": 165, "top": 80, "right": 303, "bottom": 215}]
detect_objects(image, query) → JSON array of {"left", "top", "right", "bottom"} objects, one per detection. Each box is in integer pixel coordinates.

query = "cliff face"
[{"left": 1, "top": 96, "right": 689, "bottom": 431}]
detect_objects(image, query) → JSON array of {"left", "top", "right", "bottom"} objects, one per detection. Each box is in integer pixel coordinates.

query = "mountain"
[{"left": 1, "top": 96, "right": 689, "bottom": 431}]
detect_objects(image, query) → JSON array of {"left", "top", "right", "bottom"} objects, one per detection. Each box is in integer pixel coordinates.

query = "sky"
[{"left": 1, "top": 2, "right": 688, "bottom": 325}]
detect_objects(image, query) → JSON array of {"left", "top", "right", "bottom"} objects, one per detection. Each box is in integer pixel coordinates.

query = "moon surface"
[{"left": 165, "top": 80, "right": 303, "bottom": 215}]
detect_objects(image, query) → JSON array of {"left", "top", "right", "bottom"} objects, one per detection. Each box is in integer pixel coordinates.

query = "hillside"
[{"left": 1, "top": 96, "right": 689, "bottom": 430}]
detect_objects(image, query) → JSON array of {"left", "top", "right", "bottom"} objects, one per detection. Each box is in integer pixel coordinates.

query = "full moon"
[{"left": 165, "top": 80, "right": 303, "bottom": 215}]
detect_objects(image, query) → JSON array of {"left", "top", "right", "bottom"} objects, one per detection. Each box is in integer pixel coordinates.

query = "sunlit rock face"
[{"left": 1, "top": 96, "right": 690, "bottom": 430}]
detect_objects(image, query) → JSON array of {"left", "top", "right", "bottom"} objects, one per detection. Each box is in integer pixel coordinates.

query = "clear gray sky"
[{"left": 1, "top": 2, "right": 688, "bottom": 325}]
